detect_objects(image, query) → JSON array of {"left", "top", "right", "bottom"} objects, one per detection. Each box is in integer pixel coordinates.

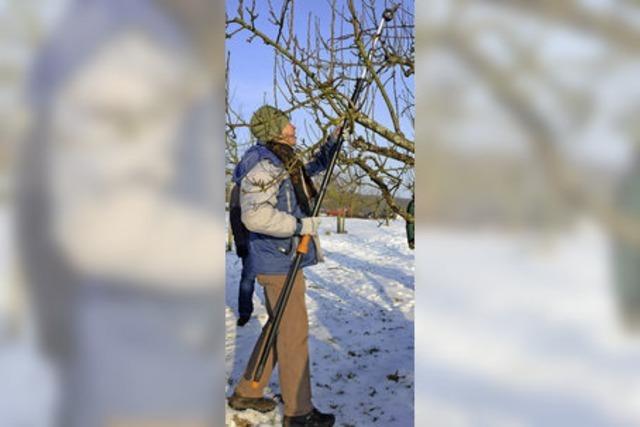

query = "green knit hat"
[{"left": 249, "top": 105, "right": 290, "bottom": 141}]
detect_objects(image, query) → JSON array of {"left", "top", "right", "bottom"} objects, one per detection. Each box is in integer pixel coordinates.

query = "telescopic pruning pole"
[{"left": 249, "top": 4, "right": 400, "bottom": 388}]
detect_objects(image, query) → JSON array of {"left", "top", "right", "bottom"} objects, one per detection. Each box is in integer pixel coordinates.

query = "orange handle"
[{"left": 297, "top": 235, "right": 312, "bottom": 254}]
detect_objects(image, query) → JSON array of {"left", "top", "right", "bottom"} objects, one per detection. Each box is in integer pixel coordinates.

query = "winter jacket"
[{"left": 232, "top": 136, "right": 339, "bottom": 275}]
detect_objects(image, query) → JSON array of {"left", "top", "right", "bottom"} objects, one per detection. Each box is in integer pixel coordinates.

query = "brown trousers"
[{"left": 234, "top": 272, "right": 313, "bottom": 417}]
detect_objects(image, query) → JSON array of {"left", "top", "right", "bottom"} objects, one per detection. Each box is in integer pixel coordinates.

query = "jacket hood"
[{"left": 232, "top": 142, "right": 282, "bottom": 185}]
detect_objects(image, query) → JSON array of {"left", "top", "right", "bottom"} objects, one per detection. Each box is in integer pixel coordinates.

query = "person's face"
[{"left": 279, "top": 122, "right": 296, "bottom": 146}]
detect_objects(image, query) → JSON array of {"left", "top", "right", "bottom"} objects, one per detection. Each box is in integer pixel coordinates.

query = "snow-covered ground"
[
  {"left": 225, "top": 218, "right": 415, "bottom": 426},
  {"left": 3, "top": 215, "right": 639, "bottom": 426},
  {"left": 416, "top": 220, "right": 640, "bottom": 427}
]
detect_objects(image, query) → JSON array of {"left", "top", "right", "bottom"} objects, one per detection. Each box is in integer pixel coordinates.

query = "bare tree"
[
  {"left": 226, "top": 0, "right": 415, "bottom": 220},
  {"left": 415, "top": 0, "right": 640, "bottom": 243}
]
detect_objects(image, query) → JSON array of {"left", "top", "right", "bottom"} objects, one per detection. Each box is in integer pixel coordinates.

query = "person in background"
[
  {"left": 613, "top": 154, "right": 640, "bottom": 332},
  {"left": 406, "top": 194, "right": 415, "bottom": 250},
  {"left": 230, "top": 182, "right": 257, "bottom": 326}
]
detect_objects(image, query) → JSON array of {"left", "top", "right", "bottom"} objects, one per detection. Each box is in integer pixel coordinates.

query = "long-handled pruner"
[{"left": 247, "top": 3, "right": 401, "bottom": 389}]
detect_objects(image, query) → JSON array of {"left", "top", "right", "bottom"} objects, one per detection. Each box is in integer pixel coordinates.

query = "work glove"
[
  {"left": 330, "top": 125, "right": 351, "bottom": 142},
  {"left": 300, "top": 217, "right": 321, "bottom": 235}
]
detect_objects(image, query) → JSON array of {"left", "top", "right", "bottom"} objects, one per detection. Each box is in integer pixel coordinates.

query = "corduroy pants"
[{"left": 235, "top": 271, "right": 313, "bottom": 417}]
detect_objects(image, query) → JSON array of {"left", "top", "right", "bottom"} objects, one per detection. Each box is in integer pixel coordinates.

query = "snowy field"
[
  {"left": 2, "top": 215, "right": 639, "bottom": 426},
  {"left": 225, "top": 218, "right": 415, "bottom": 426},
  {"left": 416, "top": 221, "right": 640, "bottom": 427}
]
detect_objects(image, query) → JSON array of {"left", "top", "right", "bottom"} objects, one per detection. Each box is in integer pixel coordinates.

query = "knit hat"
[{"left": 249, "top": 105, "right": 290, "bottom": 142}]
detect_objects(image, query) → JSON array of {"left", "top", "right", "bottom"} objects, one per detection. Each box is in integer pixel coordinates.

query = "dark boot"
[
  {"left": 282, "top": 408, "right": 335, "bottom": 427},
  {"left": 228, "top": 393, "right": 276, "bottom": 413},
  {"left": 236, "top": 315, "right": 250, "bottom": 327}
]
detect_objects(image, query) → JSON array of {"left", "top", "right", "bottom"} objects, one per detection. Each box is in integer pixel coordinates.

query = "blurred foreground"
[
  {"left": 1, "top": 0, "right": 226, "bottom": 426},
  {"left": 415, "top": 0, "right": 640, "bottom": 425}
]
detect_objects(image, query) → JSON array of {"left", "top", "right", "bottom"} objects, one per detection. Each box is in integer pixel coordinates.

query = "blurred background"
[
  {"left": 0, "top": 0, "right": 226, "bottom": 426},
  {"left": 415, "top": 0, "right": 640, "bottom": 426}
]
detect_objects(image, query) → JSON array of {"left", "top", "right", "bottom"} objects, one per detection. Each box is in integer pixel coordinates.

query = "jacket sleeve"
[
  {"left": 240, "top": 159, "right": 297, "bottom": 237},
  {"left": 305, "top": 134, "right": 340, "bottom": 177}
]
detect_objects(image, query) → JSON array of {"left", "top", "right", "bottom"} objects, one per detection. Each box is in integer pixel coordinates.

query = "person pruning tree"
[
  {"left": 228, "top": 105, "right": 338, "bottom": 426},
  {"left": 228, "top": 7, "right": 401, "bottom": 425}
]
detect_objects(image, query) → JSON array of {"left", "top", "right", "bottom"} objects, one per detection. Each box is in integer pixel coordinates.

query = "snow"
[
  {"left": 225, "top": 218, "right": 415, "bottom": 426},
  {"left": 3, "top": 213, "right": 639, "bottom": 426},
  {"left": 0, "top": 338, "right": 57, "bottom": 426},
  {"left": 0, "top": 206, "right": 57, "bottom": 427},
  {"left": 416, "top": 220, "right": 640, "bottom": 427}
]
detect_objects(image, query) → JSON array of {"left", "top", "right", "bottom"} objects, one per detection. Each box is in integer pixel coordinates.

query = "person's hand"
[
  {"left": 331, "top": 126, "right": 342, "bottom": 139},
  {"left": 300, "top": 217, "right": 321, "bottom": 235},
  {"left": 332, "top": 125, "right": 352, "bottom": 141}
]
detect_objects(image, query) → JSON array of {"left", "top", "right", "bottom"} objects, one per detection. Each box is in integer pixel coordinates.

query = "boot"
[
  {"left": 228, "top": 393, "right": 276, "bottom": 413},
  {"left": 282, "top": 408, "right": 335, "bottom": 427}
]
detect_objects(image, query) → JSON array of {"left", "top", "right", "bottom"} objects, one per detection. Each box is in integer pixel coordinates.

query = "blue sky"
[
  {"left": 226, "top": 0, "right": 415, "bottom": 147},
  {"left": 226, "top": 0, "right": 415, "bottom": 197}
]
